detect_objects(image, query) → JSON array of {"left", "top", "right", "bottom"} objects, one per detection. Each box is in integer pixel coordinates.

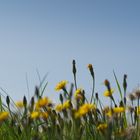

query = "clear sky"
[{"left": 0, "top": 0, "right": 140, "bottom": 104}]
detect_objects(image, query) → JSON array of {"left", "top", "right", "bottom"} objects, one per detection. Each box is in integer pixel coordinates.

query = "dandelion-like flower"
[
  {"left": 40, "top": 112, "right": 49, "bottom": 119},
  {"left": 97, "top": 123, "right": 107, "bottom": 131},
  {"left": 35, "top": 97, "right": 51, "bottom": 109},
  {"left": 113, "top": 107, "right": 125, "bottom": 113},
  {"left": 106, "top": 110, "right": 113, "bottom": 117},
  {"left": 55, "top": 100, "right": 71, "bottom": 112},
  {"left": 0, "top": 112, "right": 9, "bottom": 122},
  {"left": 104, "top": 89, "right": 114, "bottom": 97},
  {"left": 74, "top": 88, "right": 83, "bottom": 100},
  {"left": 55, "top": 104, "right": 63, "bottom": 112},
  {"left": 75, "top": 103, "right": 96, "bottom": 118},
  {"left": 63, "top": 100, "right": 71, "bottom": 109},
  {"left": 55, "top": 80, "right": 68, "bottom": 91},
  {"left": 30, "top": 111, "right": 40, "bottom": 119}
]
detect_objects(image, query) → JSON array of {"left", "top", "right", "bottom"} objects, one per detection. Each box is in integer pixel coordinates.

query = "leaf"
[
  {"left": 40, "top": 82, "right": 48, "bottom": 97},
  {"left": 113, "top": 70, "right": 123, "bottom": 100}
]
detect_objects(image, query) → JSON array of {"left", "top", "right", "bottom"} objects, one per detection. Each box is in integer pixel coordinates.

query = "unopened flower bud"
[
  {"left": 123, "top": 74, "right": 127, "bottom": 93},
  {"left": 95, "top": 93, "right": 98, "bottom": 100},
  {"left": 6, "top": 96, "right": 10, "bottom": 107},
  {"left": 87, "top": 64, "right": 94, "bottom": 78},
  {"left": 72, "top": 60, "right": 76, "bottom": 75},
  {"left": 104, "top": 79, "right": 111, "bottom": 91},
  {"left": 119, "top": 100, "right": 124, "bottom": 107},
  {"left": 23, "top": 96, "right": 27, "bottom": 107},
  {"left": 35, "top": 86, "right": 39, "bottom": 98},
  {"left": 31, "top": 96, "right": 34, "bottom": 107},
  {"left": 59, "top": 94, "right": 63, "bottom": 104}
]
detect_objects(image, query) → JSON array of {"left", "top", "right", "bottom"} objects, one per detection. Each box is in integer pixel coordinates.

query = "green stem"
[
  {"left": 90, "top": 76, "right": 95, "bottom": 104},
  {"left": 74, "top": 74, "right": 77, "bottom": 90},
  {"left": 63, "top": 88, "right": 71, "bottom": 100}
]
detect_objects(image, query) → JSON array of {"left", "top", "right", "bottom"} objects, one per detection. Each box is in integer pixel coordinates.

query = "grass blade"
[{"left": 113, "top": 70, "right": 123, "bottom": 100}]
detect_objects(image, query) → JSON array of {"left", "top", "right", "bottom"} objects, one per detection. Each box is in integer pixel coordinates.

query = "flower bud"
[
  {"left": 6, "top": 96, "right": 10, "bottom": 107},
  {"left": 31, "top": 96, "right": 34, "bottom": 108},
  {"left": 88, "top": 64, "right": 94, "bottom": 79},
  {"left": 23, "top": 96, "right": 27, "bottom": 107},
  {"left": 104, "top": 79, "right": 111, "bottom": 91},
  {"left": 123, "top": 74, "right": 127, "bottom": 93},
  {"left": 35, "top": 86, "right": 39, "bottom": 98},
  {"left": 59, "top": 94, "right": 63, "bottom": 104},
  {"left": 72, "top": 60, "right": 76, "bottom": 75},
  {"left": 95, "top": 93, "right": 98, "bottom": 100}
]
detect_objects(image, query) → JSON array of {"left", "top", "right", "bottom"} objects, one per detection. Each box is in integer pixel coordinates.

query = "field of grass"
[{"left": 0, "top": 60, "right": 139, "bottom": 140}]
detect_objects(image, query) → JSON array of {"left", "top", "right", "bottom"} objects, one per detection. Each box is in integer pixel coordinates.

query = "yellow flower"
[
  {"left": 40, "top": 112, "right": 49, "bottom": 119},
  {"left": 63, "top": 100, "right": 71, "bottom": 109},
  {"left": 75, "top": 103, "right": 96, "bottom": 118},
  {"left": 35, "top": 97, "right": 51, "bottom": 109},
  {"left": 55, "top": 100, "right": 71, "bottom": 112},
  {"left": 74, "top": 88, "right": 83, "bottom": 99},
  {"left": 30, "top": 111, "right": 40, "bottom": 119},
  {"left": 55, "top": 104, "right": 63, "bottom": 112},
  {"left": 55, "top": 80, "right": 68, "bottom": 91},
  {"left": 104, "top": 89, "right": 114, "bottom": 97},
  {"left": 106, "top": 110, "right": 113, "bottom": 117},
  {"left": 113, "top": 107, "right": 125, "bottom": 113},
  {"left": 0, "top": 112, "right": 9, "bottom": 122},
  {"left": 97, "top": 123, "right": 108, "bottom": 131},
  {"left": 15, "top": 101, "right": 24, "bottom": 108}
]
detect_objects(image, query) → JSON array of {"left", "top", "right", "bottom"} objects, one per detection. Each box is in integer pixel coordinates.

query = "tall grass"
[{"left": 0, "top": 60, "right": 139, "bottom": 140}]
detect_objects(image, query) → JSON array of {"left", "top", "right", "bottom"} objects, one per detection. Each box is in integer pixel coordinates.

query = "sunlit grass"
[{"left": 0, "top": 60, "right": 139, "bottom": 140}]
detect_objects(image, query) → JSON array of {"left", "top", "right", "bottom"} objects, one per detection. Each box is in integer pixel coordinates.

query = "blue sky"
[{"left": 0, "top": 0, "right": 140, "bottom": 104}]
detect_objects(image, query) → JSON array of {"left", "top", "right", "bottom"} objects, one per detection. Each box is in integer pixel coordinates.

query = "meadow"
[{"left": 0, "top": 60, "right": 139, "bottom": 140}]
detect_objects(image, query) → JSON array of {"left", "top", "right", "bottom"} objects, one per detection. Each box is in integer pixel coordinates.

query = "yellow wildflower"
[
  {"left": 30, "top": 111, "right": 40, "bottom": 119},
  {"left": 0, "top": 112, "right": 9, "bottom": 122},
  {"left": 104, "top": 89, "right": 114, "bottom": 97},
  {"left": 55, "top": 80, "right": 68, "bottom": 91},
  {"left": 55, "top": 104, "right": 63, "bottom": 112},
  {"left": 113, "top": 107, "right": 125, "bottom": 113},
  {"left": 15, "top": 101, "right": 24, "bottom": 108},
  {"left": 40, "top": 112, "right": 49, "bottom": 119},
  {"left": 75, "top": 103, "right": 96, "bottom": 118},
  {"left": 97, "top": 123, "right": 108, "bottom": 131},
  {"left": 63, "top": 100, "right": 71, "bottom": 109},
  {"left": 74, "top": 88, "right": 83, "bottom": 100},
  {"left": 35, "top": 97, "right": 51, "bottom": 109},
  {"left": 106, "top": 110, "right": 113, "bottom": 117},
  {"left": 55, "top": 100, "right": 71, "bottom": 112}
]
